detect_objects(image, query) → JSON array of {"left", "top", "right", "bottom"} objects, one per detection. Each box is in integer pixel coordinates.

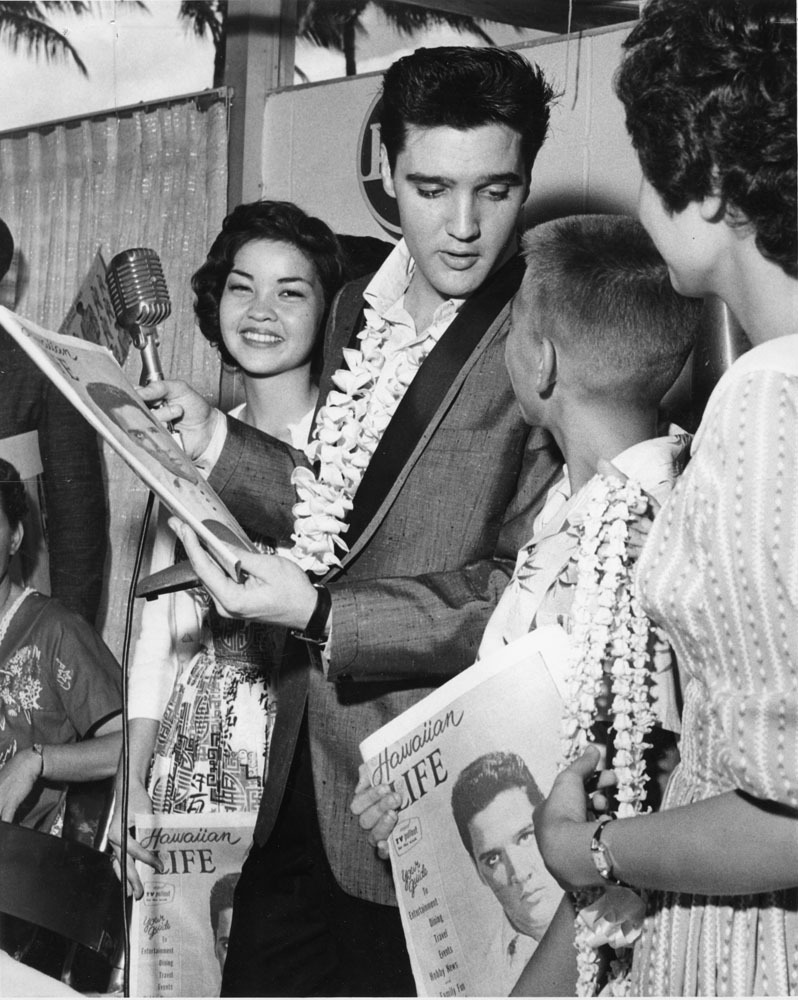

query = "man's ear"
[
  {"left": 520, "top": 173, "right": 532, "bottom": 207},
  {"left": 380, "top": 144, "right": 396, "bottom": 198},
  {"left": 534, "top": 337, "right": 556, "bottom": 393}
]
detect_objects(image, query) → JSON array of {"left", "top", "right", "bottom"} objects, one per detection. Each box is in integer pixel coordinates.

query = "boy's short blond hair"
[{"left": 519, "top": 214, "right": 701, "bottom": 404}]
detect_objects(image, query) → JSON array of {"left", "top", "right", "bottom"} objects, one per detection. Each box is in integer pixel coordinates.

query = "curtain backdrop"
[{"left": 0, "top": 90, "right": 229, "bottom": 653}]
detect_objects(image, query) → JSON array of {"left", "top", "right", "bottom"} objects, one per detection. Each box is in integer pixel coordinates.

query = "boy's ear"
[
  {"left": 380, "top": 145, "right": 396, "bottom": 198},
  {"left": 534, "top": 337, "right": 556, "bottom": 392},
  {"left": 699, "top": 193, "right": 724, "bottom": 222}
]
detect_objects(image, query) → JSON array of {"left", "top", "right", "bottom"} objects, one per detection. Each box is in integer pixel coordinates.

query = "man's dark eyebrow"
[{"left": 404, "top": 172, "right": 524, "bottom": 187}]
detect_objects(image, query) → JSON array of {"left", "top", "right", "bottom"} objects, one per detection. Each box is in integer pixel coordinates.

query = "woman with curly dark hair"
[
  {"left": 111, "top": 202, "right": 348, "bottom": 898},
  {"left": 192, "top": 199, "right": 347, "bottom": 378},
  {"left": 528, "top": 1, "right": 797, "bottom": 995}
]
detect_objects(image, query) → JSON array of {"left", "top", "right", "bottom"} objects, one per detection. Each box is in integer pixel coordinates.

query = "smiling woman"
[
  {"left": 218, "top": 239, "right": 326, "bottom": 381},
  {"left": 109, "top": 199, "right": 349, "bottom": 900}
]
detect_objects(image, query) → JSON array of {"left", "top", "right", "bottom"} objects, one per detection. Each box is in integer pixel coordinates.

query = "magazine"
[
  {"left": 359, "top": 626, "right": 572, "bottom": 998},
  {"left": 130, "top": 812, "right": 257, "bottom": 997},
  {"left": 0, "top": 305, "right": 256, "bottom": 578},
  {"left": 60, "top": 247, "right": 131, "bottom": 365}
]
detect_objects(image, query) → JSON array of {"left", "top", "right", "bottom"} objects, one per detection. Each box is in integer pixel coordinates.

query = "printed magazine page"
[
  {"left": 0, "top": 305, "right": 256, "bottom": 577},
  {"left": 60, "top": 247, "right": 131, "bottom": 365},
  {"left": 360, "top": 626, "right": 572, "bottom": 998},
  {"left": 130, "top": 812, "right": 256, "bottom": 997}
]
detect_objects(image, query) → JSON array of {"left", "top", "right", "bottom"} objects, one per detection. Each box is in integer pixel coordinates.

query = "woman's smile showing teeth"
[
  {"left": 218, "top": 238, "right": 326, "bottom": 378},
  {"left": 241, "top": 328, "right": 283, "bottom": 346}
]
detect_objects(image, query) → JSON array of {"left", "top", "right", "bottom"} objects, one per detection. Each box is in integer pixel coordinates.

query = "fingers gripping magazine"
[
  {"left": 360, "top": 626, "right": 571, "bottom": 998},
  {"left": 0, "top": 305, "right": 256, "bottom": 576}
]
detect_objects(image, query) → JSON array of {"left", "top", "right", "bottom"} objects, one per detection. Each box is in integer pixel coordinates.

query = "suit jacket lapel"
[
  {"left": 339, "top": 253, "right": 524, "bottom": 562},
  {"left": 310, "top": 275, "right": 371, "bottom": 437}
]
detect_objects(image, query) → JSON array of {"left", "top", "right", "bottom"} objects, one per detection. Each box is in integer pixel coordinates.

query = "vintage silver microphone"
[
  {"left": 106, "top": 247, "right": 172, "bottom": 384},
  {"left": 107, "top": 247, "right": 199, "bottom": 598}
]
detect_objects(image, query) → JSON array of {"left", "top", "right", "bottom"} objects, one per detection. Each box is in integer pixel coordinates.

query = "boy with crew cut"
[
  {"left": 481, "top": 213, "right": 700, "bottom": 661},
  {"left": 352, "top": 215, "right": 702, "bottom": 993},
  {"left": 133, "top": 46, "right": 561, "bottom": 996}
]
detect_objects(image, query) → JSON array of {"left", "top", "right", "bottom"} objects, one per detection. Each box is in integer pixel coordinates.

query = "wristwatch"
[
  {"left": 290, "top": 584, "right": 332, "bottom": 645},
  {"left": 590, "top": 817, "right": 624, "bottom": 885}
]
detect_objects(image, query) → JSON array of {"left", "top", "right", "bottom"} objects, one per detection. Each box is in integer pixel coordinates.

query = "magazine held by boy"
[{"left": 360, "top": 626, "right": 571, "bottom": 997}]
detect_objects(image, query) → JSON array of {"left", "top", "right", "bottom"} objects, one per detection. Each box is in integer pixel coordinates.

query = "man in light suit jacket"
[{"left": 142, "top": 47, "right": 562, "bottom": 996}]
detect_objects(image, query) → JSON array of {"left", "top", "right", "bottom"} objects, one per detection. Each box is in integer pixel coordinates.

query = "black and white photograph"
[{"left": 0, "top": 1, "right": 794, "bottom": 997}]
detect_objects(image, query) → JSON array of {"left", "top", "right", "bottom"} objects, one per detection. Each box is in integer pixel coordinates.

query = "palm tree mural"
[
  {"left": 1, "top": 1, "right": 638, "bottom": 90},
  {"left": 0, "top": 1, "right": 91, "bottom": 74},
  {"left": 178, "top": 0, "right": 227, "bottom": 87},
  {"left": 297, "top": 1, "right": 496, "bottom": 77},
  {"left": 176, "top": 0, "right": 495, "bottom": 86},
  {"left": 0, "top": 0, "right": 146, "bottom": 76}
]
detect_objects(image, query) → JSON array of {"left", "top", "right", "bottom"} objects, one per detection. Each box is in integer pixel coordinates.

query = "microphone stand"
[
  {"left": 132, "top": 326, "right": 165, "bottom": 385},
  {"left": 127, "top": 321, "right": 198, "bottom": 599}
]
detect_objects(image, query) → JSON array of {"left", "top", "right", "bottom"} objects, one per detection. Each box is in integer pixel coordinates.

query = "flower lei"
[
  {"left": 559, "top": 474, "right": 668, "bottom": 996},
  {"left": 290, "top": 306, "right": 441, "bottom": 574}
]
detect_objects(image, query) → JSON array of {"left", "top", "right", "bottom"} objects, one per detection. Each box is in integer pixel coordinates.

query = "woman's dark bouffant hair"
[
  {"left": 191, "top": 200, "right": 348, "bottom": 370},
  {"left": 0, "top": 458, "right": 28, "bottom": 531},
  {"left": 615, "top": 0, "right": 796, "bottom": 278}
]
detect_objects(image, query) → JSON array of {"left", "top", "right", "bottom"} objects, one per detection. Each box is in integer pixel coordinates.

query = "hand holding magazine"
[
  {"left": 360, "top": 626, "right": 572, "bottom": 998},
  {"left": 0, "top": 305, "right": 256, "bottom": 579}
]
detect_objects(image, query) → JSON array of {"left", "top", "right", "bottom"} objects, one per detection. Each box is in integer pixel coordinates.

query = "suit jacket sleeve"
[
  {"left": 207, "top": 416, "right": 307, "bottom": 546},
  {"left": 207, "top": 279, "right": 562, "bottom": 687},
  {"left": 325, "top": 422, "right": 560, "bottom": 683},
  {"left": 209, "top": 415, "right": 559, "bottom": 685}
]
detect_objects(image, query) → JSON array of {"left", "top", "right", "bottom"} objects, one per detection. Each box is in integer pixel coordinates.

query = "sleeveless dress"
[
  {"left": 631, "top": 337, "right": 798, "bottom": 996},
  {"left": 147, "top": 604, "right": 281, "bottom": 813},
  {"left": 130, "top": 403, "right": 314, "bottom": 815}
]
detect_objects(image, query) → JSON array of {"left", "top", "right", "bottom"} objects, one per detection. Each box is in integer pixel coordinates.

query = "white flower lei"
[
  {"left": 559, "top": 474, "right": 669, "bottom": 996},
  {"left": 289, "top": 306, "right": 440, "bottom": 574}
]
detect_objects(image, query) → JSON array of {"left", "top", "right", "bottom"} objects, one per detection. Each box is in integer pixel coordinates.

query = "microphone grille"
[{"left": 107, "top": 247, "right": 172, "bottom": 328}]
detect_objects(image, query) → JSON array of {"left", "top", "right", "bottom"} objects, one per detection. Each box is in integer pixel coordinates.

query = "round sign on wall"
[{"left": 357, "top": 93, "right": 402, "bottom": 239}]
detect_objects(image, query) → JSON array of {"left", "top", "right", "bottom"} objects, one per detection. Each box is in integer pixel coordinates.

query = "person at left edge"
[
  {"left": 136, "top": 46, "right": 561, "bottom": 996},
  {"left": 0, "top": 458, "right": 122, "bottom": 833},
  {"left": 0, "top": 217, "right": 107, "bottom": 625}
]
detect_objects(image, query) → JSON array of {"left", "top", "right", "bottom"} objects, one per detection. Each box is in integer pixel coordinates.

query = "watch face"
[
  {"left": 592, "top": 842, "right": 612, "bottom": 880},
  {"left": 591, "top": 820, "right": 616, "bottom": 882}
]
